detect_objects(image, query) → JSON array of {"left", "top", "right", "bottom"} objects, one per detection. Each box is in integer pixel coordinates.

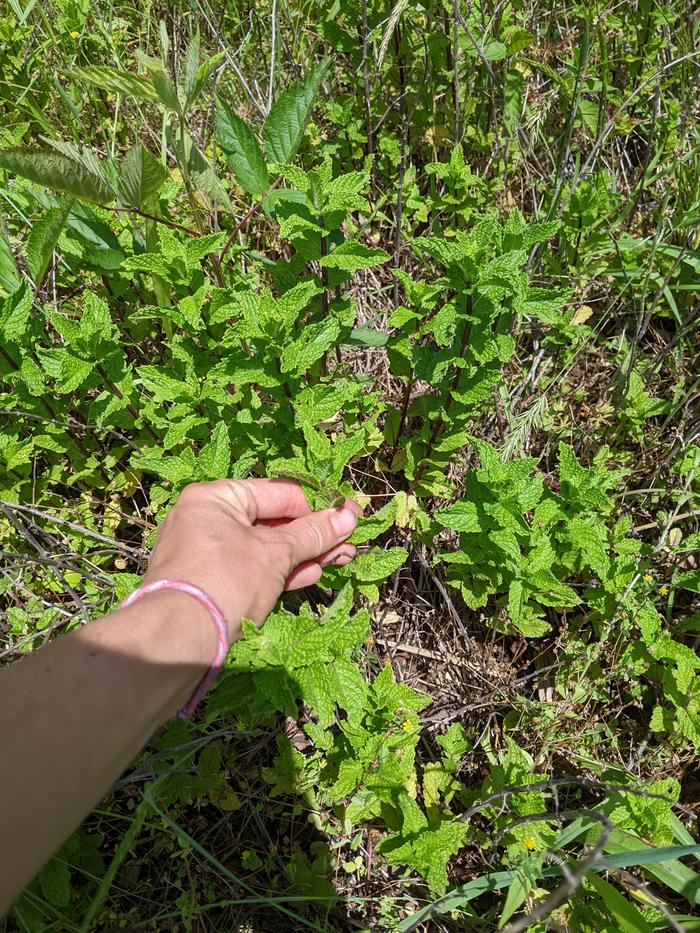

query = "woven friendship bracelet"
[{"left": 119, "top": 579, "right": 230, "bottom": 719}]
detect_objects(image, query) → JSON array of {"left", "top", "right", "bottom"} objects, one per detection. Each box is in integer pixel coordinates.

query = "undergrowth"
[{"left": 0, "top": 0, "right": 699, "bottom": 930}]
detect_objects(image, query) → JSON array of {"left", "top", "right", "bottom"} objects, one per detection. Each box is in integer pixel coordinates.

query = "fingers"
[
  {"left": 284, "top": 561, "right": 324, "bottom": 590},
  {"left": 257, "top": 497, "right": 363, "bottom": 529},
  {"left": 281, "top": 506, "right": 358, "bottom": 567},
  {"left": 283, "top": 546, "right": 356, "bottom": 591},
  {"left": 208, "top": 478, "right": 312, "bottom": 524},
  {"left": 210, "top": 479, "right": 364, "bottom": 525}
]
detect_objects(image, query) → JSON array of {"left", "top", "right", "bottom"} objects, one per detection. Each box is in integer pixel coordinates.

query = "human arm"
[{"left": 0, "top": 478, "right": 360, "bottom": 914}]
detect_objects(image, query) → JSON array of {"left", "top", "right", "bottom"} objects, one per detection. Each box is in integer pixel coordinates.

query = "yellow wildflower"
[
  {"left": 524, "top": 836, "right": 537, "bottom": 850},
  {"left": 643, "top": 573, "right": 653, "bottom": 583},
  {"left": 70, "top": 30, "right": 80, "bottom": 39},
  {"left": 402, "top": 720, "right": 415, "bottom": 732},
  {"left": 660, "top": 586, "right": 669, "bottom": 596}
]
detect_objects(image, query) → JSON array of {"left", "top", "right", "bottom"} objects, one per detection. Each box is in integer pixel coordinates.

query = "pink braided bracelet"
[{"left": 119, "top": 579, "right": 230, "bottom": 719}]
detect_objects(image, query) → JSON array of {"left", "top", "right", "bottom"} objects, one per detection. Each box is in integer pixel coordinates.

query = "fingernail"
[{"left": 331, "top": 507, "right": 357, "bottom": 537}]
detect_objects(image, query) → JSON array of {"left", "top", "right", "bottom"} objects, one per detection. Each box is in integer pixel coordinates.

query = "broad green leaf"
[
  {"left": 56, "top": 350, "right": 94, "bottom": 393},
  {"left": 0, "top": 149, "right": 114, "bottom": 204},
  {"left": 138, "top": 365, "right": 196, "bottom": 401},
  {"left": 73, "top": 66, "right": 158, "bottom": 100},
  {"left": 26, "top": 200, "right": 72, "bottom": 285},
  {"left": 197, "top": 422, "right": 230, "bottom": 480},
  {"left": 262, "top": 59, "right": 329, "bottom": 164},
  {"left": 216, "top": 99, "right": 269, "bottom": 196},
  {"left": 183, "top": 28, "right": 201, "bottom": 102},
  {"left": 151, "top": 71, "right": 181, "bottom": 113},
  {"left": 0, "top": 281, "right": 32, "bottom": 342},
  {"left": 434, "top": 500, "right": 481, "bottom": 533},
  {"left": 121, "top": 253, "right": 174, "bottom": 280},
  {"left": 117, "top": 145, "right": 168, "bottom": 209},
  {"left": 343, "top": 325, "right": 388, "bottom": 347},
  {"left": 280, "top": 316, "right": 340, "bottom": 374},
  {"left": 319, "top": 240, "right": 391, "bottom": 273},
  {"left": 378, "top": 816, "right": 469, "bottom": 894},
  {"left": 184, "top": 232, "right": 227, "bottom": 266},
  {"left": 676, "top": 570, "right": 700, "bottom": 594},
  {"left": 348, "top": 547, "right": 408, "bottom": 583},
  {"left": 0, "top": 226, "right": 20, "bottom": 294},
  {"left": 350, "top": 497, "right": 398, "bottom": 545}
]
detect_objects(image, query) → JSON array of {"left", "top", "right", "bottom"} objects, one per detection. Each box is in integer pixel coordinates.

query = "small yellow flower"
[
  {"left": 402, "top": 720, "right": 415, "bottom": 732},
  {"left": 70, "top": 30, "right": 80, "bottom": 39},
  {"left": 660, "top": 586, "right": 669, "bottom": 596},
  {"left": 643, "top": 573, "right": 653, "bottom": 583},
  {"left": 235, "top": 718, "right": 246, "bottom": 731},
  {"left": 523, "top": 836, "right": 537, "bottom": 850}
]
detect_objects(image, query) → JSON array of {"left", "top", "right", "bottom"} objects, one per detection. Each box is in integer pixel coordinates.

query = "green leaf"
[
  {"left": 676, "top": 570, "right": 700, "bottom": 594},
  {"left": 319, "top": 240, "right": 391, "bottom": 273},
  {"left": 151, "top": 71, "right": 182, "bottom": 113},
  {"left": 26, "top": 200, "right": 72, "bottom": 285},
  {"left": 216, "top": 99, "right": 269, "bottom": 196},
  {"left": 347, "top": 547, "right": 408, "bottom": 583},
  {"left": 73, "top": 65, "right": 158, "bottom": 100},
  {"left": 198, "top": 422, "right": 230, "bottom": 480},
  {"left": 499, "top": 870, "right": 531, "bottom": 928},
  {"left": 262, "top": 60, "right": 329, "bottom": 164},
  {"left": 0, "top": 149, "right": 114, "bottom": 204},
  {"left": 434, "top": 500, "right": 481, "bottom": 533},
  {"left": 37, "top": 857, "right": 71, "bottom": 907},
  {"left": 350, "top": 497, "right": 398, "bottom": 545},
  {"left": 280, "top": 316, "right": 340, "bottom": 375},
  {"left": 379, "top": 817, "right": 470, "bottom": 894},
  {"left": 585, "top": 872, "right": 654, "bottom": 933},
  {"left": 117, "top": 145, "right": 168, "bottom": 209},
  {"left": 0, "top": 226, "right": 20, "bottom": 294}
]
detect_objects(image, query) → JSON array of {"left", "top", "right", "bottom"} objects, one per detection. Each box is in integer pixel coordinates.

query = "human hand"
[{"left": 143, "top": 479, "right": 362, "bottom": 639}]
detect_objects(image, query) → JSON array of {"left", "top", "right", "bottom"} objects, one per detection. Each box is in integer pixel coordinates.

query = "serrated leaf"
[
  {"left": 434, "top": 500, "right": 481, "bottom": 533},
  {"left": 151, "top": 70, "right": 181, "bottom": 113},
  {"left": 197, "top": 422, "right": 230, "bottom": 479},
  {"left": 262, "top": 60, "right": 329, "bottom": 164},
  {"left": 216, "top": 98, "right": 269, "bottom": 195},
  {"left": 319, "top": 240, "right": 391, "bottom": 273},
  {"left": 56, "top": 350, "right": 94, "bottom": 393},
  {"left": 37, "top": 857, "right": 71, "bottom": 907},
  {"left": 378, "top": 817, "right": 469, "bottom": 894},
  {"left": 184, "top": 232, "right": 227, "bottom": 265},
  {"left": 121, "top": 252, "right": 174, "bottom": 279},
  {"left": 26, "top": 201, "right": 73, "bottom": 285},
  {"left": 350, "top": 497, "right": 398, "bottom": 545},
  {"left": 117, "top": 145, "right": 168, "bottom": 209},
  {"left": 132, "top": 451, "right": 195, "bottom": 485},
  {"left": 348, "top": 547, "right": 408, "bottom": 583},
  {"left": 0, "top": 280, "right": 32, "bottom": 342},
  {"left": 73, "top": 65, "right": 158, "bottom": 100},
  {"left": 0, "top": 226, "right": 19, "bottom": 294},
  {"left": 138, "top": 365, "right": 196, "bottom": 402},
  {"left": 280, "top": 316, "right": 340, "bottom": 375},
  {"left": 0, "top": 149, "right": 114, "bottom": 204}
]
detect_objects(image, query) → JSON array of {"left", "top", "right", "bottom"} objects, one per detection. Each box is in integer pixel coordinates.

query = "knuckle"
[
  {"left": 179, "top": 481, "right": 206, "bottom": 503},
  {"left": 304, "top": 515, "right": 329, "bottom": 555}
]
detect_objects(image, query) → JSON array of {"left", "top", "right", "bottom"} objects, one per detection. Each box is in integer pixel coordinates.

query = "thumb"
[{"left": 282, "top": 506, "right": 358, "bottom": 567}]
